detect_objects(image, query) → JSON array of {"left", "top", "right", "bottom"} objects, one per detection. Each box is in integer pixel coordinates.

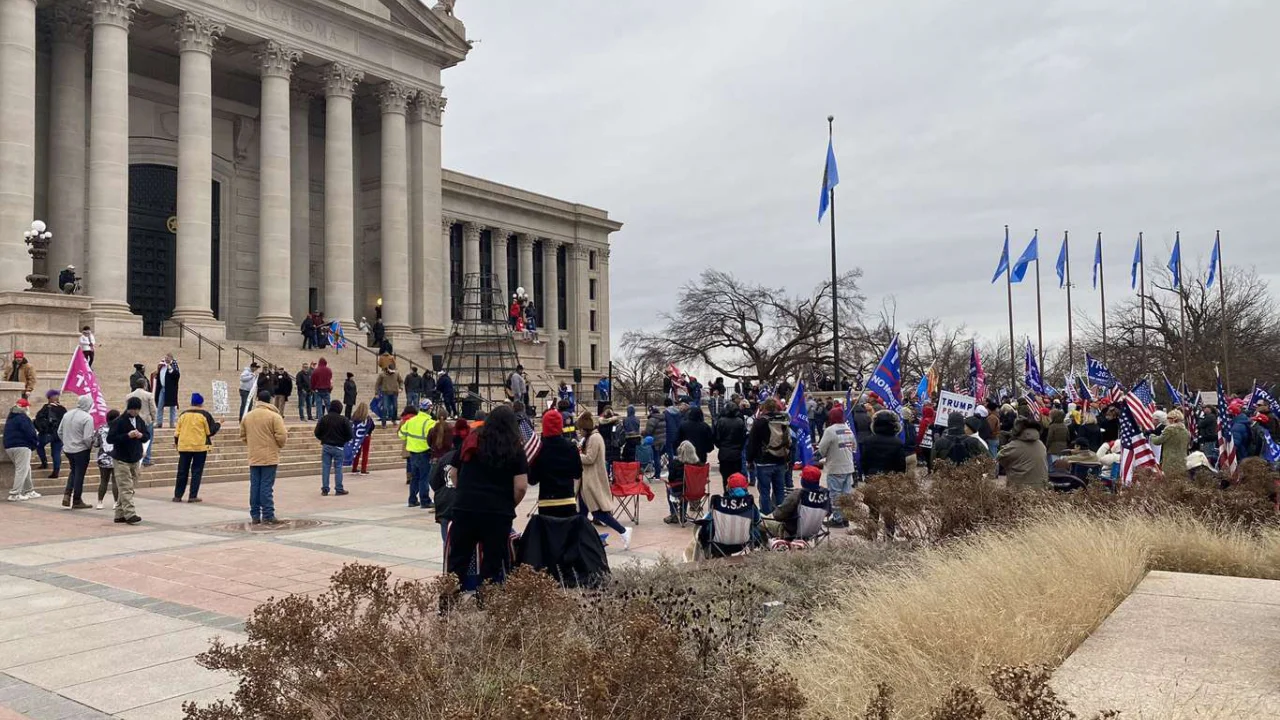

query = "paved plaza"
[{"left": 0, "top": 466, "right": 693, "bottom": 719}]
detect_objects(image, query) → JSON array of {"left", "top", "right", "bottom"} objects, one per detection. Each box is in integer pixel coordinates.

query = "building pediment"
[{"left": 376, "top": 0, "right": 469, "bottom": 62}]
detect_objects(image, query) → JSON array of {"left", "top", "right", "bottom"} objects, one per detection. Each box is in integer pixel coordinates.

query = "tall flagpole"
[
  {"left": 826, "top": 116, "right": 840, "bottom": 389},
  {"left": 1217, "top": 230, "right": 1229, "bottom": 391},
  {"left": 1138, "top": 231, "right": 1146, "bottom": 373},
  {"left": 1064, "top": 230, "right": 1073, "bottom": 369},
  {"left": 1005, "top": 224, "right": 1016, "bottom": 396},
  {"left": 1176, "top": 230, "right": 1188, "bottom": 389},
  {"left": 1098, "top": 232, "right": 1107, "bottom": 364},
  {"left": 1034, "top": 229, "right": 1044, "bottom": 374}
]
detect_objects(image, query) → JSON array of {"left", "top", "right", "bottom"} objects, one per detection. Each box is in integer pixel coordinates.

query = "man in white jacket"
[
  {"left": 816, "top": 406, "right": 857, "bottom": 528},
  {"left": 57, "top": 395, "right": 97, "bottom": 509},
  {"left": 239, "top": 362, "right": 260, "bottom": 421}
]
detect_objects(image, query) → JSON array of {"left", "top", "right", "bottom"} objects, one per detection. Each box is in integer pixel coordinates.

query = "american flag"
[
  {"left": 1216, "top": 367, "right": 1237, "bottom": 480},
  {"left": 1024, "top": 392, "right": 1045, "bottom": 416},
  {"left": 1118, "top": 403, "right": 1159, "bottom": 486},
  {"left": 518, "top": 413, "right": 541, "bottom": 463},
  {"left": 1131, "top": 378, "right": 1155, "bottom": 409},
  {"left": 1124, "top": 389, "right": 1157, "bottom": 432},
  {"left": 1106, "top": 384, "right": 1126, "bottom": 406}
]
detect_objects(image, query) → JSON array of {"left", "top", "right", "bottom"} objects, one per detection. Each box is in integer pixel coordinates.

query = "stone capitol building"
[{"left": 0, "top": 0, "right": 620, "bottom": 378}]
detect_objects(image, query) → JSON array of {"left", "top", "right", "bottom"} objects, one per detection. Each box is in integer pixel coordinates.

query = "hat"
[
  {"left": 1186, "top": 451, "right": 1214, "bottom": 472},
  {"left": 133, "top": 363, "right": 145, "bottom": 371},
  {"left": 974, "top": 405, "right": 989, "bottom": 418},
  {"left": 16, "top": 398, "right": 29, "bottom": 408},
  {"left": 1229, "top": 399, "right": 1245, "bottom": 414},
  {"left": 126, "top": 397, "right": 142, "bottom": 410},
  {"left": 191, "top": 392, "right": 204, "bottom": 406},
  {"left": 45, "top": 388, "right": 60, "bottom": 399},
  {"left": 964, "top": 415, "right": 985, "bottom": 434},
  {"left": 866, "top": 391, "right": 880, "bottom": 403},
  {"left": 800, "top": 465, "right": 823, "bottom": 486},
  {"left": 418, "top": 397, "right": 432, "bottom": 411},
  {"left": 727, "top": 473, "right": 750, "bottom": 490},
  {"left": 12, "top": 351, "right": 23, "bottom": 359},
  {"left": 250, "top": 361, "right": 260, "bottom": 368}
]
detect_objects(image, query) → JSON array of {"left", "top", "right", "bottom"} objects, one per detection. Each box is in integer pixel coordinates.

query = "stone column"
[
  {"left": 517, "top": 234, "right": 534, "bottom": 297},
  {"left": 289, "top": 88, "right": 311, "bottom": 321},
  {"left": 543, "top": 239, "right": 560, "bottom": 368},
  {"left": 251, "top": 41, "right": 300, "bottom": 343},
  {"left": 169, "top": 13, "right": 224, "bottom": 333},
  {"left": 0, "top": 0, "right": 36, "bottom": 291},
  {"left": 411, "top": 89, "right": 445, "bottom": 337},
  {"left": 377, "top": 81, "right": 412, "bottom": 338},
  {"left": 462, "top": 221, "right": 481, "bottom": 319},
  {"left": 46, "top": 6, "right": 88, "bottom": 279},
  {"left": 491, "top": 228, "right": 508, "bottom": 300},
  {"left": 87, "top": 0, "right": 141, "bottom": 327},
  {"left": 572, "top": 244, "right": 591, "bottom": 370},
  {"left": 440, "top": 216, "right": 453, "bottom": 329},
  {"left": 322, "top": 62, "right": 362, "bottom": 328},
  {"left": 599, "top": 247, "right": 611, "bottom": 371}
]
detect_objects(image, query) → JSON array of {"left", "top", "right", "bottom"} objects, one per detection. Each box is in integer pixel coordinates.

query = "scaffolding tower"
[{"left": 442, "top": 272, "right": 520, "bottom": 412}]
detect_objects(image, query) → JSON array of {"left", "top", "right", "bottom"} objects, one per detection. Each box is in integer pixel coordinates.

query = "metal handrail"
[
  {"left": 347, "top": 338, "right": 422, "bottom": 372},
  {"left": 175, "top": 322, "right": 224, "bottom": 370},
  {"left": 233, "top": 345, "right": 283, "bottom": 372}
]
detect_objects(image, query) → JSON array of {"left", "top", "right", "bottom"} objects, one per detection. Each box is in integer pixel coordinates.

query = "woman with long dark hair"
[{"left": 446, "top": 405, "right": 528, "bottom": 587}]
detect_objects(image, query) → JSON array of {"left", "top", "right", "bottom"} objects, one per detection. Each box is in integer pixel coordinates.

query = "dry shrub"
[
  {"left": 925, "top": 458, "right": 1042, "bottom": 541},
  {"left": 858, "top": 665, "right": 1119, "bottom": 720},
  {"left": 183, "top": 564, "right": 807, "bottom": 720},
  {"left": 859, "top": 472, "right": 927, "bottom": 539}
]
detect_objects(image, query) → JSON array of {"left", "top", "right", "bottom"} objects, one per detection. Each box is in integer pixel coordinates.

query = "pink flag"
[{"left": 61, "top": 348, "right": 110, "bottom": 428}]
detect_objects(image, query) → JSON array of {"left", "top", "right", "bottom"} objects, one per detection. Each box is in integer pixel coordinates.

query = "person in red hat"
[
  {"left": 694, "top": 472, "right": 761, "bottom": 558},
  {"left": 760, "top": 465, "right": 830, "bottom": 541},
  {"left": 4, "top": 397, "right": 39, "bottom": 500},
  {"left": 6, "top": 351, "right": 36, "bottom": 399},
  {"left": 528, "top": 411, "right": 582, "bottom": 518}
]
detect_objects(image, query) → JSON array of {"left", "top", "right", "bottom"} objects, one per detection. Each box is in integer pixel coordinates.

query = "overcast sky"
[{"left": 439, "top": 0, "right": 1280, "bottom": 353}]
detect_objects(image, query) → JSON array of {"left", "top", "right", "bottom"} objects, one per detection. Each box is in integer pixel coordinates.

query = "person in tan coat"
[
  {"left": 7, "top": 351, "right": 36, "bottom": 398},
  {"left": 997, "top": 417, "right": 1049, "bottom": 491},
  {"left": 578, "top": 411, "right": 632, "bottom": 549},
  {"left": 1151, "top": 409, "right": 1190, "bottom": 481},
  {"left": 238, "top": 390, "right": 287, "bottom": 524}
]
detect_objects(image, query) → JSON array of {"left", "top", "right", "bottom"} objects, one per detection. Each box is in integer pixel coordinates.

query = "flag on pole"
[
  {"left": 969, "top": 343, "right": 986, "bottom": 401},
  {"left": 817, "top": 136, "right": 839, "bottom": 222},
  {"left": 1162, "top": 373, "right": 1184, "bottom": 407},
  {"left": 865, "top": 336, "right": 902, "bottom": 413},
  {"left": 1055, "top": 235, "right": 1068, "bottom": 288},
  {"left": 1118, "top": 402, "right": 1159, "bottom": 486},
  {"left": 991, "top": 237, "right": 1010, "bottom": 284},
  {"left": 786, "top": 379, "right": 814, "bottom": 466},
  {"left": 1011, "top": 231, "right": 1038, "bottom": 283},
  {"left": 843, "top": 386, "right": 854, "bottom": 426},
  {"left": 1207, "top": 235, "right": 1221, "bottom": 288},
  {"left": 926, "top": 364, "right": 939, "bottom": 401},
  {"left": 1168, "top": 235, "right": 1182, "bottom": 288},
  {"left": 1131, "top": 378, "right": 1156, "bottom": 409},
  {"left": 1085, "top": 352, "right": 1117, "bottom": 388},
  {"left": 1130, "top": 236, "right": 1142, "bottom": 290},
  {"left": 1124, "top": 388, "right": 1156, "bottom": 431},
  {"left": 327, "top": 321, "right": 347, "bottom": 350},
  {"left": 1092, "top": 234, "right": 1103, "bottom": 289},
  {"left": 915, "top": 375, "right": 929, "bottom": 403},
  {"left": 1216, "top": 366, "right": 1238, "bottom": 480},
  {"left": 1262, "top": 430, "right": 1280, "bottom": 464},
  {"left": 1075, "top": 375, "right": 1093, "bottom": 404},
  {"left": 518, "top": 411, "right": 541, "bottom": 463},
  {"left": 1024, "top": 340, "right": 1045, "bottom": 394},
  {"left": 61, "top": 348, "right": 109, "bottom": 428}
]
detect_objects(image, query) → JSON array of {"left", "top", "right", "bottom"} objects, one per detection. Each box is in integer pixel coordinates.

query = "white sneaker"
[
  {"left": 25, "top": 490, "right": 40, "bottom": 499},
  {"left": 621, "top": 527, "right": 633, "bottom": 550},
  {"left": 5, "top": 494, "right": 19, "bottom": 502},
  {"left": 95, "top": 502, "right": 104, "bottom": 509}
]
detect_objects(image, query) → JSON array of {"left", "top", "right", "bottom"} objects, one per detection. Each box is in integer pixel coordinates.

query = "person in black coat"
[
  {"left": 712, "top": 403, "right": 746, "bottom": 487},
  {"left": 528, "top": 411, "right": 582, "bottom": 518},
  {"left": 676, "top": 406, "right": 715, "bottom": 464},
  {"left": 858, "top": 410, "right": 907, "bottom": 477},
  {"left": 343, "top": 373, "right": 358, "bottom": 419}
]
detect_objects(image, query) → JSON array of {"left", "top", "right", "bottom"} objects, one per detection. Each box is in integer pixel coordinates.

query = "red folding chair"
[
  {"left": 678, "top": 463, "right": 711, "bottom": 527},
  {"left": 610, "top": 461, "right": 653, "bottom": 524}
]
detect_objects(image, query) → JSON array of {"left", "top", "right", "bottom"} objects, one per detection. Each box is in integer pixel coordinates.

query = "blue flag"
[
  {"left": 1055, "top": 235, "right": 1068, "bottom": 288},
  {"left": 1024, "top": 340, "right": 1045, "bottom": 394},
  {"left": 1263, "top": 429, "right": 1280, "bottom": 464},
  {"left": 843, "top": 386, "right": 854, "bottom": 426},
  {"left": 1131, "top": 235, "right": 1142, "bottom": 290},
  {"left": 1168, "top": 233, "right": 1182, "bottom": 288},
  {"left": 817, "top": 137, "right": 839, "bottom": 222},
  {"left": 786, "top": 379, "right": 814, "bottom": 466},
  {"left": 915, "top": 375, "right": 929, "bottom": 403},
  {"left": 1086, "top": 352, "right": 1116, "bottom": 388},
  {"left": 1162, "top": 373, "right": 1183, "bottom": 407},
  {"left": 1206, "top": 234, "right": 1220, "bottom": 288},
  {"left": 1011, "top": 231, "right": 1038, "bottom": 283},
  {"left": 1075, "top": 375, "right": 1093, "bottom": 403},
  {"left": 992, "top": 235, "right": 1010, "bottom": 284},
  {"left": 866, "top": 336, "right": 902, "bottom": 413},
  {"left": 1092, "top": 234, "right": 1103, "bottom": 290}
]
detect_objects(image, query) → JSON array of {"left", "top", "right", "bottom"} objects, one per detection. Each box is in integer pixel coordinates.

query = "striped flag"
[
  {"left": 1216, "top": 367, "right": 1238, "bottom": 481},
  {"left": 1118, "top": 402, "right": 1160, "bottom": 485},
  {"left": 1106, "top": 384, "right": 1126, "bottom": 406},
  {"left": 518, "top": 413, "right": 541, "bottom": 463},
  {"left": 1124, "top": 389, "right": 1157, "bottom": 431},
  {"left": 1131, "top": 378, "right": 1156, "bottom": 409}
]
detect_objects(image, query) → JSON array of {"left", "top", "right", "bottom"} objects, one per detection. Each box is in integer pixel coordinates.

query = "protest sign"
[
  {"left": 211, "top": 380, "right": 230, "bottom": 416},
  {"left": 933, "top": 390, "right": 977, "bottom": 426}
]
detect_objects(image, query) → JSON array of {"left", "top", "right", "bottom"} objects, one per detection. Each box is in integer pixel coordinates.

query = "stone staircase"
[{"left": 30, "top": 419, "right": 409, "bottom": 493}]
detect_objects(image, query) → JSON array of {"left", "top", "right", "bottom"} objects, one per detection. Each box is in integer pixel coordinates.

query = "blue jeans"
[
  {"left": 321, "top": 444, "right": 345, "bottom": 492},
  {"left": 755, "top": 463, "right": 788, "bottom": 515},
  {"left": 987, "top": 439, "right": 999, "bottom": 457},
  {"left": 298, "top": 390, "right": 312, "bottom": 420},
  {"left": 156, "top": 404, "right": 176, "bottom": 428},
  {"left": 380, "top": 393, "right": 399, "bottom": 425},
  {"left": 36, "top": 433, "right": 61, "bottom": 473},
  {"left": 406, "top": 392, "right": 419, "bottom": 413},
  {"left": 827, "top": 472, "right": 854, "bottom": 523},
  {"left": 408, "top": 451, "right": 431, "bottom": 505},
  {"left": 313, "top": 390, "right": 331, "bottom": 419},
  {"left": 249, "top": 465, "right": 277, "bottom": 520},
  {"left": 143, "top": 421, "right": 153, "bottom": 464}
]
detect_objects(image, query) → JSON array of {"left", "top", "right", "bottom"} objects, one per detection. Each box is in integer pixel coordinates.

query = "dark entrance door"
[{"left": 127, "top": 164, "right": 220, "bottom": 336}]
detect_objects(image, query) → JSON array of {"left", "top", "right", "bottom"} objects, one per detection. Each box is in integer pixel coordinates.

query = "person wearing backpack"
[
  {"left": 931, "top": 412, "right": 989, "bottom": 466},
  {"left": 747, "top": 397, "right": 793, "bottom": 514}
]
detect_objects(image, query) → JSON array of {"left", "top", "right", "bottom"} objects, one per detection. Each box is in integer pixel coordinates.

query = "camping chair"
[
  {"left": 792, "top": 494, "right": 831, "bottom": 547},
  {"left": 677, "top": 463, "right": 711, "bottom": 527},
  {"left": 635, "top": 443, "right": 656, "bottom": 480},
  {"left": 693, "top": 494, "right": 760, "bottom": 559},
  {"left": 610, "top": 461, "right": 653, "bottom": 524}
]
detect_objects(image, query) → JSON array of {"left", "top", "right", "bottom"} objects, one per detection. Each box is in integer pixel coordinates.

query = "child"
[{"left": 93, "top": 409, "right": 121, "bottom": 510}]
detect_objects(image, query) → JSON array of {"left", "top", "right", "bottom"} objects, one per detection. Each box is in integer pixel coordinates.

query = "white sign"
[
  {"left": 211, "top": 380, "right": 230, "bottom": 416},
  {"left": 934, "top": 390, "right": 977, "bottom": 426}
]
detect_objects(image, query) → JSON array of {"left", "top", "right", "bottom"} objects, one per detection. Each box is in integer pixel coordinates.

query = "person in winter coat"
[
  {"left": 239, "top": 389, "right": 288, "bottom": 524},
  {"left": 1044, "top": 409, "right": 1070, "bottom": 464},
  {"left": 1151, "top": 409, "right": 1191, "bottom": 480},
  {"left": 1074, "top": 411, "right": 1103, "bottom": 454},
  {"left": 404, "top": 367, "right": 423, "bottom": 410},
  {"left": 4, "top": 398, "right": 39, "bottom": 500},
  {"left": 817, "top": 406, "right": 856, "bottom": 526},
  {"left": 713, "top": 403, "right": 747, "bottom": 487},
  {"left": 238, "top": 362, "right": 260, "bottom": 421},
  {"left": 437, "top": 371, "right": 456, "bottom": 417},
  {"left": 998, "top": 417, "right": 1049, "bottom": 490},
  {"left": 296, "top": 363, "right": 313, "bottom": 421},
  {"left": 1230, "top": 405, "right": 1252, "bottom": 459},
  {"left": 1196, "top": 405, "right": 1219, "bottom": 457},
  {"left": 1099, "top": 405, "right": 1121, "bottom": 445},
  {"left": 528, "top": 411, "right": 582, "bottom": 518},
  {"left": 107, "top": 397, "right": 150, "bottom": 524},
  {"left": 746, "top": 397, "right": 795, "bottom": 515},
  {"left": 578, "top": 411, "right": 632, "bottom": 549},
  {"left": 153, "top": 355, "right": 181, "bottom": 428},
  {"left": 374, "top": 367, "right": 403, "bottom": 428},
  {"left": 859, "top": 410, "right": 907, "bottom": 478},
  {"left": 315, "top": 400, "right": 353, "bottom": 496},
  {"left": 342, "top": 372, "right": 358, "bottom": 419},
  {"left": 129, "top": 363, "right": 148, "bottom": 394},
  {"left": 662, "top": 399, "right": 682, "bottom": 468},
  {"left": 676, "top": 406, "right": 714, "bottom": 464},
  {"left": 125, "top": 381, "right": 157, "bottom": 466},
  {"left": 309, "top": 358, "right": 334, "bottom": 420},
  {"left": 58, "top": 394, "right": 97, "bottom": 509},
  {"left": 33, "top": 390, "right": 66, "bottom": 478},
  {"left": 7, "top": 351, "right": 36, "bottom": 398},
  {"left": 272, "top": 369, "right": 292, "bottom": 415},
  {"left": 173, "top": 393, "right": 220, "bottom": 502},
  {"left": 644, "top": 405, "right": 667, "bottom": 474},
  {"left": 621, "top": 405, "right": 642, "bottom": 462}
]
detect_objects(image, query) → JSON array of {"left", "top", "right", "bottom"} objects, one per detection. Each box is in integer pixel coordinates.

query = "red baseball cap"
[
  {"left": 727, "top": 473, "right": 749, "bottom": 490},
  {"left": 800, "top": 465, "right": 823, "bottom": 485},
  {"left": 15, "top": 398, "right": 29, "bottom": 408}
]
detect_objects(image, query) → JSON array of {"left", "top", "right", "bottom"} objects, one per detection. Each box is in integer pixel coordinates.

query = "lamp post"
[{"left": 22, "top": 220, "right": 54, "bottom": 292}]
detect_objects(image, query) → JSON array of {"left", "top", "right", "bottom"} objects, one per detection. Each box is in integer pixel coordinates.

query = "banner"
[
  {"left": 211, "top": 380, "right": 230, "bottom": 416},
  {"left": 933, "top": 390, "right": 977, "bottom": 426},
  {"left": 60, "top": 348, "right": 109, "bottom": 428}
]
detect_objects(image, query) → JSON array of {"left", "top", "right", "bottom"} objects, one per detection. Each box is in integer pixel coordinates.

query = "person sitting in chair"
[
  {"left": 694, "top": 472, "right": 760, "bottom": 558},
  {"left": 760, "top": 465, "right": 831, "bottom": 543}
]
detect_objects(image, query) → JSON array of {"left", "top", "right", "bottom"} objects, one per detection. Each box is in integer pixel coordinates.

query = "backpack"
[{"left": 764, "top": 415, "right": 792, "bottom": 460}]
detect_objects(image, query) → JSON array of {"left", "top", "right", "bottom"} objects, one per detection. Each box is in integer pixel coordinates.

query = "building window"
[
  {"left": 532, "top": 242, "right": 544, "bottom": 319},
  {"left": 479, "top": 231, "right": 494, "bottom": 320},
  {"left": 589, "top": 250, "right": 596, "bottom": 270},
  {"left": 556, "top": 245, "right": 567, "bottom": 331},
  {"left": 589, "top": 310, "right": 596, "bottom": 331},
  {"left": 557, "top": 340, "right": 566, "bottom": 370},
  {"left": 590, "top": 344, "right": 598, "bottom": 370},
  {"left": 449, "top": 224, "right": 462, "bottom": 321},
  {"left": 507, "top": 240, "right": 519, "bottom": 299},
  {"left": 589, "top": 278, "right": 596, "bottom": 300}
]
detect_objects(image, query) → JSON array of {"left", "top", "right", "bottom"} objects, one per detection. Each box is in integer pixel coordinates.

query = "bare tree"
[{"left": 611, "top": 349, "right": 666, "bottom": 408}]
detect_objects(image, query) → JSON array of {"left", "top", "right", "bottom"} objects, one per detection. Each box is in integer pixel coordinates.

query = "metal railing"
[
  {"left": 175, "top": 322, "right": 224, "bottom": 370},
  {"left": 233, "top": 345, "right": 283, "bottom": 372},
  {"left": 347, "top": 338, "right": 422, "bottom": 372}
]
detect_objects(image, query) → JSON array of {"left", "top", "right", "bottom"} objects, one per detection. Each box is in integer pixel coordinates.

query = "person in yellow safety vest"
[{"left": 399, "top": 399, "right": 437, "bottom": 509}]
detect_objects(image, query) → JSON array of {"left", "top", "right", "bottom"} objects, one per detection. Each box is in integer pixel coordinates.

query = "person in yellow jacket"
[
  {"left": 172, "top": 393, "right": 221, "bottom": 502},
  {"left": 398, "top": 398, "right": 436, "bottom": 509}
]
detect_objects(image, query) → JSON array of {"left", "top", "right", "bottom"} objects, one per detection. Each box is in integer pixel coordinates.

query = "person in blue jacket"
[{"left": 4, "top": 398, "right": 39, "bottom": 500}]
